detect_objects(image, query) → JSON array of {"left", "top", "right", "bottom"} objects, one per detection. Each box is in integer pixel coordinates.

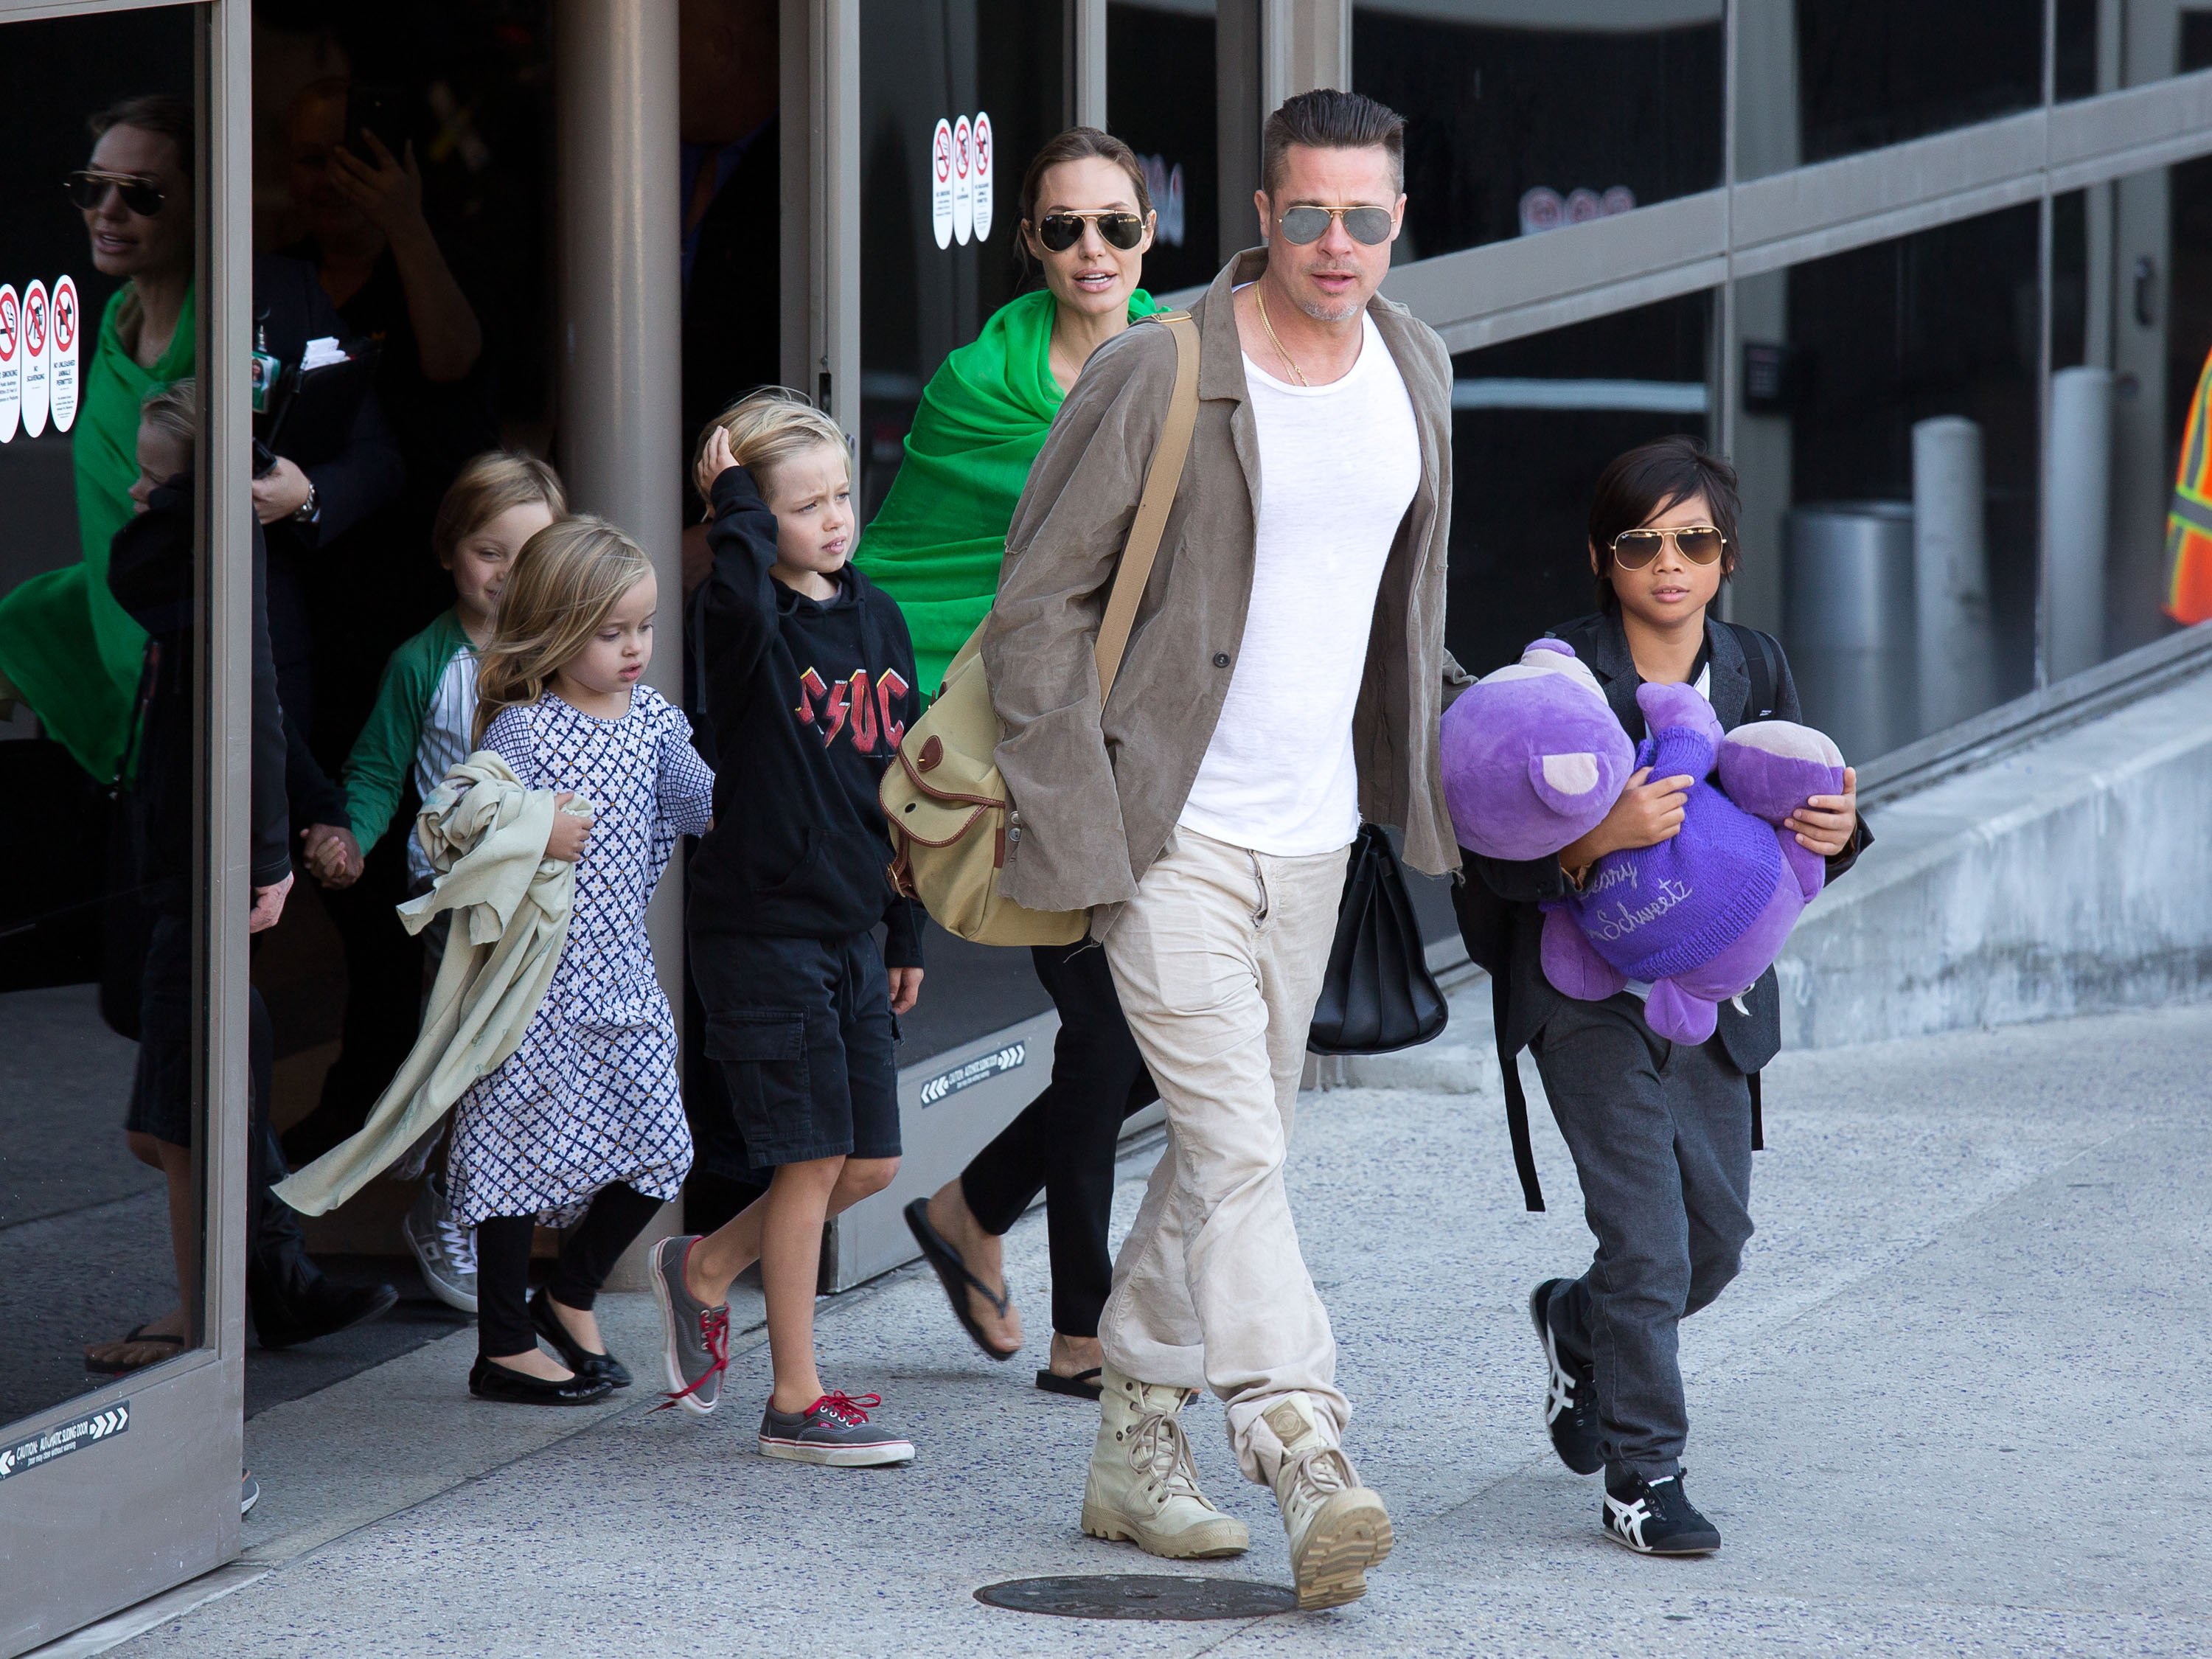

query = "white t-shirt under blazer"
[{"left": 1177, "top": 307, "right": 1422, "bottom": 857}]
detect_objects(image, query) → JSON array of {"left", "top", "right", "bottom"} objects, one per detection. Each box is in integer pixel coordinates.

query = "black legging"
[
  {"left": 959, "top": 942, "right": 1157, "bottom": 1339},
  {"left": 475, "top": 1183, "right": 664, "bottom": 1360}
]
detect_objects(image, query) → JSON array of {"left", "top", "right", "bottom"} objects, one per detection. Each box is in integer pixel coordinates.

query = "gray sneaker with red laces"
[
  {"left": 649, "top": 1234, "right": 729, "bottom": 1416},
  {"left": 758, "top": 1391, "right": 914, "bottom": 1467}
]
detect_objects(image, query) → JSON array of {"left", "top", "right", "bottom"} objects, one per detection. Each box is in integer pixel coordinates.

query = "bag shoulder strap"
[
  {"left": 1094, "top": 310, "right": 1200, "bottom": 700},
  {"left": 1728, "top": 621, "right": 1780, "bottom": 720}
]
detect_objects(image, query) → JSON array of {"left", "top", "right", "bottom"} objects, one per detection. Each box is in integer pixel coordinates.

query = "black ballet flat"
[
  {"left": 468, "top": 1354, "right": 616, "bottom": 1405},
  {"left": 529, "top": 1287, "right": 632, "bottom": 1388}
]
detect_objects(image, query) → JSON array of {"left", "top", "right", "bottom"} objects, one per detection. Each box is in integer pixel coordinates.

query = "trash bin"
[{"left": 1784, "top": 501, "right": 1919, "bottom": 766}]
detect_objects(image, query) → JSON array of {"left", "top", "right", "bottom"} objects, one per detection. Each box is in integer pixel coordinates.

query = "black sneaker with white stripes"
[
  {"left": 1601, "top": 1469, "right": 1721, "bottom": 1555},
  {"left": 1529, "top": 1279, "right": 1604, "bottom": 1475}
]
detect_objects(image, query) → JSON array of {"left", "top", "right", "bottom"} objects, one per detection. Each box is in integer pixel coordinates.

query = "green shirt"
[
  {"left": 855, "top": 286, "right": 1157, "bottom": 696},
  {"left": 342, "top": 606, "right": 476, "bottom": 853},
  {"left": 0, "top": 285, "right": 196, "bottom": 780}
]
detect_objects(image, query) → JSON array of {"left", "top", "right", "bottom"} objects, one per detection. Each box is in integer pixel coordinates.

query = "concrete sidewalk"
[{"left": 105, "top": 1002, "right": 2212, "bottom": 1658}]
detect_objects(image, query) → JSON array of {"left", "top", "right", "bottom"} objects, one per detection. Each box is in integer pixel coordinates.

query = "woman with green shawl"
[
  {"left": 868, "top": 128, "right": 1166, "bottom": 1403},
  {"left": 0, "top": 97, "right": 198, "bottom": 785}
]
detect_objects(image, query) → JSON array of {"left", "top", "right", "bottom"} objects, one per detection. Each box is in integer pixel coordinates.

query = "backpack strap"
[
  {"left": 1094, "top": 310, "right": 1200, "bottom": 701},
  {"left": 1498, "top": 972, "right": 1545, "bottom": 1211},
  {"left": 1728, "top": 621, "right": 1781, "bottom": 721}
]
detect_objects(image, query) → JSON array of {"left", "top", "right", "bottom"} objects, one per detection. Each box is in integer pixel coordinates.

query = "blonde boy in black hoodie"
[{"left": 650, "top": 389, "right": 925, "bottom": 1467}]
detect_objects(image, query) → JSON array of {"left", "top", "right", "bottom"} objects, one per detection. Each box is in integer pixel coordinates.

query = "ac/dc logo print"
[{"left": 794, "top": 667, "right": 910, "bottom": 754}]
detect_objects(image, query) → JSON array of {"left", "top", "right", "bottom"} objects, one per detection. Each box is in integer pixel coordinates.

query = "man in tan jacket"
[{"left": 982, "top": 88, "right": 1457, "bottom": 1610}]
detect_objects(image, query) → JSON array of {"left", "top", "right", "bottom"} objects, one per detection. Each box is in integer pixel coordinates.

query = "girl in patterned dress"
[{"left": 449, "top": 515, "right": 715, "bottom": 1405}]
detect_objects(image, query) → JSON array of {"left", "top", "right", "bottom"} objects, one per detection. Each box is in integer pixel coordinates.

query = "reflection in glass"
[
  {"left": 2058, "top": 0, "right": 2212, "bottom": 100},
  {"left": 858, "top": 0, "right": 1067, "bottom": 524},
  {"left": 1353, "top": 2, "right": 1722, "bottom": 262},
  {"left": 2049, "top": 153, "right": 2212, "bottom": 674},
  {"left": 1444, "top": 292, "right": 1714, "bottom": 676},
  {"left": 0, "top": 8, "right": 206, "bottom": 1430},
  {"left": 1731, "top": 206, "right": 2041, "bottom": 765},
  {"left": 1107, "top": 0, "right": 1222, "bottom": 293},
  {"left": 1737, "top": 1, "right": 2042, "bottom": 180}
]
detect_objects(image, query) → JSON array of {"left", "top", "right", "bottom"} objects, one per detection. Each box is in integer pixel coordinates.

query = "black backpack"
[{"left": 1452, "top": 619, "right": 1779, "bottom": 1210}]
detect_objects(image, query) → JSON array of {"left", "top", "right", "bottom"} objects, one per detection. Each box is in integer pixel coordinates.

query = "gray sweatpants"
[{"left": 1531, "top": 992, "right": 1754, "bottom": 1483}]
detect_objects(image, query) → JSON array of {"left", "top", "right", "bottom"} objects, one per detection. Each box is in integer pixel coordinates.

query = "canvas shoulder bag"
[{"left": 880, "top": 310, "right": 1201, "bottom": 947}]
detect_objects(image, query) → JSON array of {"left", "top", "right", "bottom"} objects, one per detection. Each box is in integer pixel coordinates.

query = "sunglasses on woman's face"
[
  {"left": 1033, "top": 211, "right": 1147, "bottom": 253},
  {"left": 1610, "top": 525, "right": 1728, "bottom": 568},
  {"left": 1276, "top": 204, "right": 1395, "bottom": 246},
  {"left": 66, "top": 170, "right": 167, "bottom": 216}
]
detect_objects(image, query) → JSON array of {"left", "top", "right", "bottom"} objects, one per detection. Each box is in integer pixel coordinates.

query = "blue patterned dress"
[{"left": 446, "top": 685, "right": 716, "bottom": 1225}]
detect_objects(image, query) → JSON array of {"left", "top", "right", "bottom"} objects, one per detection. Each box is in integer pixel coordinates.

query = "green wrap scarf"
[
  {"left": 0, "top": 285, "right": 194, "bottom": 780},
  {"left": 855, "top": 286, "right": 1156, "bottom": 696}
]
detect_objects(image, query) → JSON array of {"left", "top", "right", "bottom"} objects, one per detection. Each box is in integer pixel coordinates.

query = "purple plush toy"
[{"left": 1442, "top": 641, "right": 1846, "bottom": 1045}]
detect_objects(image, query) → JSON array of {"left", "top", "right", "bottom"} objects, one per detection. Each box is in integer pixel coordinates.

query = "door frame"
[{"left": 0, "top": 0, "right": 254, "bottom": 1650}]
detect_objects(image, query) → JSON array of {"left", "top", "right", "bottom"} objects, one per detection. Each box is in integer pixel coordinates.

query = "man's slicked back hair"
[{"left": 1261, "top": 88, "right": 1406, "bottom": 197}]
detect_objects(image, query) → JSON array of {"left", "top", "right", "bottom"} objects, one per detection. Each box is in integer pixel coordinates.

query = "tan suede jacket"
[{"left": 982, "top": 246, "right": 1462, "bottom": 916}]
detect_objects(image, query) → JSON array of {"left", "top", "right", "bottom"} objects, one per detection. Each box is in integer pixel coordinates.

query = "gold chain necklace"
[{"left": 1253, "top": 285, "right": 1310, "bottom": 387}]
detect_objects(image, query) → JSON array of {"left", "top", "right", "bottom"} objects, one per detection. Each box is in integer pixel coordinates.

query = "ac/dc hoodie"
[{"left": 688, "top": 463, "right": 924, "bottom": 967}]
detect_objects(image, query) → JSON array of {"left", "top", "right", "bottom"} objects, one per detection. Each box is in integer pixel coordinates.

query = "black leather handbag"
[{"left": 1307, "top": 823, "right": 1449, "bottom": 1055}]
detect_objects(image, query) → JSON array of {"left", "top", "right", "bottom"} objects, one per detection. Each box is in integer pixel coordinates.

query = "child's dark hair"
[{"left": 1587, "top": 436, "right": 1742, "bottom": 615}]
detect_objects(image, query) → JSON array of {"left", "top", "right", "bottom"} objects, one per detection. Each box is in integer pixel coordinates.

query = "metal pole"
[{"left": 554, "top": 0, "right": 685, "bottom": 1266}]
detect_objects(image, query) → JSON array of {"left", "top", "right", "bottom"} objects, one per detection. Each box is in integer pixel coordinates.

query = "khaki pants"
[{"left": 1099, "top": 827, "right": 1351, "bottom": 1485}]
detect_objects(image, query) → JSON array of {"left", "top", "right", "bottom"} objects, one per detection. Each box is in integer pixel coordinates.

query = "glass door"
[{"left": 0, "top": 2, "right": 252, "bottom": 1649}]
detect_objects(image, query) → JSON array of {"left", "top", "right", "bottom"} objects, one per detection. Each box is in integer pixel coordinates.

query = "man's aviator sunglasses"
[
  {"left": 66, "top": 170, "right": 167, "bottom": 216},
  {"left": 1033, "top": 211, "right": 1147, "bottom": 252},
  {"left": 1610, "top": 525, "right": 1728, "bottom": 568},
  {"left": 1276, "top": 204, "right": 1394, "bottom": 246}
]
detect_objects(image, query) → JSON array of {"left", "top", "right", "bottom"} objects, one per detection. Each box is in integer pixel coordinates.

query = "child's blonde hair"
[
  {"left": 695, "top": 386, "right": 848, "bottom": 496},
  {"left": 473, "top": 515, "right": 652, "bottom": 745},
  {"left": 139, "top": 378, "right": 197, "bottom": 453},
  {"left": 434, "top": 450, "right": 568, "bottom": 566}
]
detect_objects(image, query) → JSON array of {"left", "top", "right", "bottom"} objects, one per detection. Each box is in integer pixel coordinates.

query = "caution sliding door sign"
[{"left": 0, "top": 1399, "right": 130, "bottom": 1481}]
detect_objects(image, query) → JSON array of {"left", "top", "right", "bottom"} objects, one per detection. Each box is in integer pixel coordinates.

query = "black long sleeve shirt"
[{"left": 687, "top": 465, "right": 924, "bottom": 967}]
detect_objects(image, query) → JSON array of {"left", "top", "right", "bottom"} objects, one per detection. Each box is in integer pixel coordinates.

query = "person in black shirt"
[{"left": 651, "top": 390, "right": 923, "bottom": 1467}]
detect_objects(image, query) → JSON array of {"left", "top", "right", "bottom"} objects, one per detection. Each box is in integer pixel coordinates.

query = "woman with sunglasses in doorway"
[
  {"left": 854, "top": 128, "right": 1161, "bottom": 1403},
  {"left": 1463, "top": 436, "right": 1869, "bottom": 1557}
]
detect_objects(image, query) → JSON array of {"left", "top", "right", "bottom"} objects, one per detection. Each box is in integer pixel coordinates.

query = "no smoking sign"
[
  {"left": 0, "top": 285, "right": 18, "bottom": 444},
  {"left": 928, "top": 111, "right": 995, "bottom": 251}
]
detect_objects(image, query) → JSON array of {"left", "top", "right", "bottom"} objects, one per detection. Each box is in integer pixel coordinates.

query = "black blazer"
[{"left": 1468, "top": 610, "right": 1872, "bottom": 1077}]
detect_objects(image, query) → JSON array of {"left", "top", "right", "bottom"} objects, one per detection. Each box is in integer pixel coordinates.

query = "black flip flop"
[
  {"left": 903, "top": 1197, "right": 1018, "bottom": 1363},
  {"left": 84, "top": 1322, "right": 186, "bottom": 1375},
  {"left": 1035, "top": 1366, "right": 1104, "bottom": 1401}
]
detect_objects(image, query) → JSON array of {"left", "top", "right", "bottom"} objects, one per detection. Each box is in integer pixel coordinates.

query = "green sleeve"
[{"left": 341, "top": 624, "right": 448, "bottom": 850}]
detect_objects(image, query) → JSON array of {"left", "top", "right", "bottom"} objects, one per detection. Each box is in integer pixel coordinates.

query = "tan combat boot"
[
  {"left": 1263, "top": 1393, "right": 1394, "bottom": 1610},
  {"left": 1079, "top": 1367, "right": 1250, "bottom": 1559}
]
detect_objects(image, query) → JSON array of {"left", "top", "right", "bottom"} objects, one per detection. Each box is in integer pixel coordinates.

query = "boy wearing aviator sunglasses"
[{"left": 1464, "top": 437, "right": 1867, "bottom": 1559}]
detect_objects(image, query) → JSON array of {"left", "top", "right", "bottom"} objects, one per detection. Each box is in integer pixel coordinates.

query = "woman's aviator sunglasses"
[
  {"left": 1610, "top": 525, "right": 1728, "bottom": 568},
  {"left": 1276, "top": 204, "right": 1394, "bottom": 246},
  {"left": 66, "top": 170, "right": 167, "bottom": 216},
  {"left": 1033, "top": 211, "right": 1147, "bottom": 253}
]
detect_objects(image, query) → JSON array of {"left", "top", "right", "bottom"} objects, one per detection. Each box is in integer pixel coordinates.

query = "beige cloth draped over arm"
[{"left": 273, "top": 754, "right": 592, "bottom": 1217}]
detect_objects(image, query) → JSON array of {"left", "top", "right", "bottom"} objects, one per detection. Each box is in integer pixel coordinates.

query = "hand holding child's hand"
[
  {"left": 1785, "top": 766, "right": 1859, "bottom": 858},
  {"left": 249, "top": 872, "right": 293, "bottom": 934},
  {"left": 692, "top": 427, "right": 740, "bottom": 510},
  {"left": 302, "top": 824, "right": 364, "bottom": 888},
  {"left": 545, "top": 792, "right": 594, "bottom": 863},
  {"left": 888, "top": 966, "right": 924, "bottom": 1016}
]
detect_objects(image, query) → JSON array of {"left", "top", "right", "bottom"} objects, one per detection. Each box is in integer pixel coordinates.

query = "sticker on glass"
[
  {"left": 49, "top": 275, "right": 80, "bottom": 433},
  {"left": 0, "top": 285, "right": 19, "bottom": 444},
  {"left": 952, "top": 115, "right": 974, "bottom": 246},
  {"left": 971, "top": 112, "right": 994, "bottom": 241},
  {"left": 931, "top": 118, "right": 953, "bottom": 250},
  {"left": 20, "top": 279, "right": 49, "bottom": 439}
]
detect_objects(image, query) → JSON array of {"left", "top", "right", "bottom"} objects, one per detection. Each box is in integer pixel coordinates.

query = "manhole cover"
[{"left": 974, "top": 1573, "right": 1298, "bottom": 1621}]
